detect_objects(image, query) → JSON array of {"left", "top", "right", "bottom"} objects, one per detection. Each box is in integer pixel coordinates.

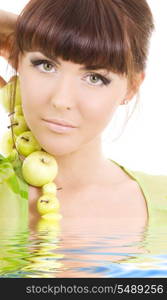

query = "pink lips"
[
  {"left": 43, "top": 118, "right": 77, "bottom": 128},
  {"left": 43, "top": 118, "right": 77, "bottom": 133}
]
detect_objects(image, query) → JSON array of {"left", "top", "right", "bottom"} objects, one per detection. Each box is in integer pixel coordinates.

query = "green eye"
[
  {"left": 30, "top": 59, "right": 57, "bottom": 73},
  {"left": 86, "top": 73, "right": 111, "bottom": 86},
  {"left": 90, "top": 74, "right": 100, "bottom": 84},
  {"left": 43, "top": 63, "right": 53, "bottom": 72}
]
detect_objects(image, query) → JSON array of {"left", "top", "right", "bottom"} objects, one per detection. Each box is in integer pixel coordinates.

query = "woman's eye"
[
  {"left": 85, "top": 73, "right": 111, "bottom": 87},
  {"left": 42, "top": 62, "right": 54, "bottom": 72},
  {"left": 30, "top": 59, "right": 56, "bottom": 73},
  {"left": 30, "top": 59, "right": 111, "bottom": 86}
]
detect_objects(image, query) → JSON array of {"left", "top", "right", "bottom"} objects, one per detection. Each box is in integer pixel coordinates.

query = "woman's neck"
[{"left": 53, "top": 136, "right": 109, "bottom": 191}]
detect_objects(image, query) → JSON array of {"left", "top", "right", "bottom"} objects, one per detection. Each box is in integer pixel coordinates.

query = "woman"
[{"left": 0, "top": 0, "right": 167, "bottom": 235}]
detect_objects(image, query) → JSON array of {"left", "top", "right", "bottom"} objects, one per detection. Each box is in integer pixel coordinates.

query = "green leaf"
[{"left": 0, "top": 153, "right": 28, "bottom": 225}]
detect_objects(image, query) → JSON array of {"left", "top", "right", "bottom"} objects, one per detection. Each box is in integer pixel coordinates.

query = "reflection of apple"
[
  {"left": 12, "top": 115, "right": 29, "bottom": 136},
  {"left": 22, "top": 151, "right": 58, "bottom": 187},
  {"left": 26, "top": 255, "right": 63, "bottom": 274},
  {"left": 37, "top": 193, "right": 60, "bottom": 215},
  {"left": 16, "top": 131, "right": 41, "bottom": 157},
  {"left": 42, "top": 182, "right": 57, "bottom": 195},
  {"left": 42, "top": 212, "right": 62, "bottom": 221},
  {"left": 36, "top": 217, "right": 61, "bottom": 233},
  {"left": 0, "top": 130, "right": 15, "bottom": 156},
  {"left": 0, "top": 80, "right": 22, "bottom": 113},
  {"left": 36, "top": 217, "right": 62, "bottom": 243}
]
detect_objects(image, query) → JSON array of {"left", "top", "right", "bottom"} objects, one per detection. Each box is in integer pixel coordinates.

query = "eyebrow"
[{"left": 31, "top": 52, "right": 107, "bottom": 71}]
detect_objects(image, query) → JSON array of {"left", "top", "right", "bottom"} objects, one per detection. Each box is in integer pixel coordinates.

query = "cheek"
[
  {"left": 19, "top": 75, "right": 45, "bottom": 116},
  {"left": 20, "top": 79, "right": 38, "bottom": 107},
  {"left": 80, "top": 94, "right": 117, "bottom": 133},
  {"left": 86, "top": 82, "right": 128, "bottom": 129},
  {"left": 18, "top": 79, "right": 41, "bottom": 133}
]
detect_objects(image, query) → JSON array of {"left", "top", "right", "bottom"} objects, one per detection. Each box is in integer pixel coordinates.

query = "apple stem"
[
  {"left": 21, "top": 136, "right": 29, "bottom": 142},
  {"left": 8, "top": 111, "right": 15, "bottom": 117},
  {"left": 40, "top": 200, "right": 49, "bottom": 203},
  {"left": 7, "top": 122, "right": 18, "bottom": 129}
]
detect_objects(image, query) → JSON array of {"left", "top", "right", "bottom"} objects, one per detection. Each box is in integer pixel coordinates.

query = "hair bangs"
[{"left": 15, "top": 0, "right": 131, "bottom": 74}]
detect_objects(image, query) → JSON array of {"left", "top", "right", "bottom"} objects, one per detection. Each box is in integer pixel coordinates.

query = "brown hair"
[{"left": 8, "top": 0, "right": 154, "bottom": 138}]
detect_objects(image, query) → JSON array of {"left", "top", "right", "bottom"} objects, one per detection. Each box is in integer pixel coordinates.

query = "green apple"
[
  {"left": 15, "top": 104, "right": 23, "bottom": 116},
  {"left": 12, "top": 115, "right": 29, "bottom": 136},
  {"left": 0, "top": 82, "right": 11, "bottom": 112},
  {"left": 7, "top": 148, "right": 19, "bottom": 162},
  {"left": 14, "top": 78, "right": 22, "bottom": 106},
  {"left": 22, "top": 150, "right": 58, "bottom": 187},
  {"left": 0, "top": 130, "right": 15, "bottom": 156},
  {"left": 41, "top": 212, "right": 62, "bottom": 221},
  {"left": 0, "top": 79, "right": 22, "bottom": 113},
  {"left": 42, "top": 182, "right": 57, "bottom": 195},
  {"left": 37, "top": 193, "right": 60, "bottom": 215},
  {"left": 15, "top": 131, "right": 41, "bottom": 157}
]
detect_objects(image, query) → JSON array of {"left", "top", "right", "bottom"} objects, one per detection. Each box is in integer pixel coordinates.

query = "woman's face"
[{"left": 18, "top": 51, "right": 132, "bottom": 156}]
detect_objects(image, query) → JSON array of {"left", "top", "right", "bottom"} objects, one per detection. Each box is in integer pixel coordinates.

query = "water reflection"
[{"left": 1, "top": 215, "right": 167, "bottom": 277}]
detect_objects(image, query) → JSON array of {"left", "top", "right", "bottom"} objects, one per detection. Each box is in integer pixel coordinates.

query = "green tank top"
[{"left": 111, "top": 159, "right": 167, "bottom": 222}]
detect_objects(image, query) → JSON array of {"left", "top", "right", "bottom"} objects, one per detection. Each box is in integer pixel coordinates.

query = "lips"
[{"left": 43, "top": 118, "right": 77, "bottom": 128}]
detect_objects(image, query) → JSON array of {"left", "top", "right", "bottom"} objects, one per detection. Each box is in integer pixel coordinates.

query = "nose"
[{"left": 51, "top": 76, "right": 75, "bottom": 110}]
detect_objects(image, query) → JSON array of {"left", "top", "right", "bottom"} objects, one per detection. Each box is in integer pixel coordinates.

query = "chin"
[
  {"left": 32, "top": 127, "right": 83, "bottom": 156},
  {"left": 40, "top": 141, "right": 78, "bottom": 157}
]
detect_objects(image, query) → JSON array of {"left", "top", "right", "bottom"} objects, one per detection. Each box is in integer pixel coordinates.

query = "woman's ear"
[{"left": 124, "top": 72, "right": 145, "bottom": 103}]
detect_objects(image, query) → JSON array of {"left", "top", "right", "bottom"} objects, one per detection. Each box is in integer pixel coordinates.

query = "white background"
[{"left": 0, "top": 0, "right": 167, "bottom": 175}]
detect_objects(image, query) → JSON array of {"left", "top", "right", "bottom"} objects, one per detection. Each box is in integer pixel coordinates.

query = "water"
[{"left": 1, "top": 218, "right": 167, "bottom": 278}]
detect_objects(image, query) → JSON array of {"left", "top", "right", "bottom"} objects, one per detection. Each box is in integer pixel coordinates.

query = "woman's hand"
[
  {"left": 0, "top": 10, "right": 17, "bottom": 87},
  {"left": 0, "top": 10, "right": 17, "bottom": 61}
]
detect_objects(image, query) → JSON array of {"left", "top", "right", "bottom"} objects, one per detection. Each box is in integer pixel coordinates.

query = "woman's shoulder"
[
  {"left": 123, "top": 165, "right": 167, "bottom": 212},
  {"left": 128, "top": 168, "right": 167, "bottom": 196},
  {"left": 110, "top": 159, "right": 167, "bottom": 212},
  {"left": 111, "top": 158, "right": 167, "bottom": 192}
]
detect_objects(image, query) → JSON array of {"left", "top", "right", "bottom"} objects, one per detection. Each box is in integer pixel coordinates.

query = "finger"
[{"left": 0, "top": 35, "right": 16, "bottom": 70}]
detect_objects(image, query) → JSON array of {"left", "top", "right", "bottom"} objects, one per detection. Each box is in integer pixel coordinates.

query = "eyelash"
[{"left": 30, "top": 59, "right": 111, "bottom": 87}]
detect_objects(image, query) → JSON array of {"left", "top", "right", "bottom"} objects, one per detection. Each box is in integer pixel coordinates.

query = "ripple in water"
[{"left": 1, "top": 218, "right": 167, "bottom": 278}]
